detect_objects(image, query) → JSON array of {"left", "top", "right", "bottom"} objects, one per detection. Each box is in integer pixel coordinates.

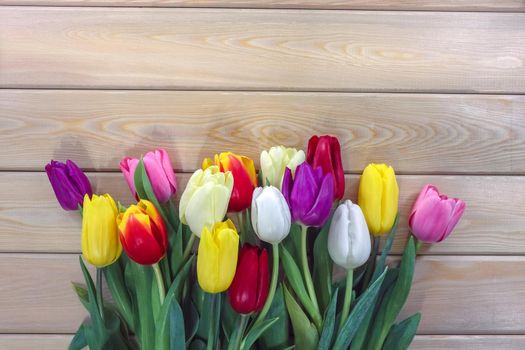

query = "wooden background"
[{"left": 1, "top": 0, "right": 524, "bottom": 348}]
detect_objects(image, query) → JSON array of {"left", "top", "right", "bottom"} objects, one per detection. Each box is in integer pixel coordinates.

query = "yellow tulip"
[
  {"left": 358, "top": 164, "right": 399, "bottom": 236},
  {"left": 197, "top": 219, "right": 239, "bottom": 293},
  {"left": 179, "top": 166, "right": 234, "bottom": 236},
  {"left": 81, "top": 194, "right": 122, "bottom": 267}
]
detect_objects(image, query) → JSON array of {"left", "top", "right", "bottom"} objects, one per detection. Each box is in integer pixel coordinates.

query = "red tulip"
[
  {"left": 117, "top": 200, "right": 168, "bottom": 265},
  {"left": 202, "top": 152, "right": 257, "bottom": 212},
  {"left": 228, "top": 244, "right": 269, "bottom": 314},
  {"left": 306, "top": 135, "right": 345, "bottom": 200}
]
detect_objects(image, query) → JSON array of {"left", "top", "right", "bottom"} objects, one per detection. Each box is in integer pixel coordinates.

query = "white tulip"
[
  {"left": 328, "top": 200, "right": 371, "bottom": 270},
  {"left": 260, "top": 146, "right": 305, "bottom": 189},
  {"left": 251, "top": 186, "right": 291, "bottom": 244}
]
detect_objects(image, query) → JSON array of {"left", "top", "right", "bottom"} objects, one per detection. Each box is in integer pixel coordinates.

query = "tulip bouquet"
[{"left": 46, "top": 136, "right": 465, "bottom": 350}]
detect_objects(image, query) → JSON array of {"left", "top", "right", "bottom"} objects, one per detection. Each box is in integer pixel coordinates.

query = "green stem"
[
  {"left": 253, "top": 243, "right": 279, "bottom": 327},
  {"left": 207, "top": 293, "right": 217, "bottom": 350},
  {"left": 234, "top": 314, "right": 250, "bottom": 350},
  {"left": 300, "top": 225, "right": 320, "bottom": 313},
  {"left": 96, "top": 268, "right": 105, "bottom": 322},
  {"left": 414, "top": 236, "right": 423, "bottom": 253},
  {"left": 152, "top": 263, "right": 166, "bottom": 305},
  {"left": 182, "top": 233, "right": 197, "bottom": 263},
  {"left": 338, "top": 269, "right": 354, "bottom": 332}
]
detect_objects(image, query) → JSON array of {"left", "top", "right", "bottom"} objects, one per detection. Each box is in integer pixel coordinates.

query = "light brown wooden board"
[
  {"left": 1, "top": 0, "right": 524, "bottom": 11},
  {"left": 1, "top": 172, "right": 523, "bottom": 255},
  {"left": 1, "top": 253, "right": 524, "bottom": 334},
  {"left": 2, "top": 90, "right": 525, "bottom": 174},
  {"left": 2, "top": 9, "right": 525, "bottom": 92},
  {"left": 1, "top": 334, "right": 525, "bottom": 349}
]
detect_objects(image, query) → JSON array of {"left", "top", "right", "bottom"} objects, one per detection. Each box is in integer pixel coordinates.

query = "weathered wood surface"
[
  {"left": 1, "top": 172, "right": 523, "bottom": 255},
  {"left": 1, "top": 0, "right": 525, "bottom": 11},
  {"left": 2, "top": 90, "right": 524, "bottom": 174},
  {"left": 1, "top": 254, "right": 524, "bottom": 334},
  {"left": 2, "top": 8, "right": 525, "bottom": 93}
]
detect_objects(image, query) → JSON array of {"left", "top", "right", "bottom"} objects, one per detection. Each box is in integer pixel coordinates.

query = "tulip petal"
[
  {"left": 216, "top": 227, "right": 239, "bottom": 292},
  {"left": 301, "top": 173, "right": 334, "bottom": 227},
  {"left": 255, "top": 248, "right": 270, "bottom": 311},
  {"left": 281, "top": 167, "right": 293, "bottom": 207},
  {"left": 197, "top": 227, "right": 220, "bottom": 292},
  {"left": 441, "top": 198, "right": 466, "bottom": 241},
  {"left": 229, "top": 245, "right": 259, "bottom": 313},
  {"left": 120, "top": 214, "right": 165, "bottom": 265},
  {"left": 358, "top": 165, "right": 383, "bottom": 235},
  {"left": 144, "top": 150, "right": 174, "bottom": 203},
  {"left": 66, "top": 160, "right": 93, "bottom": 198},
  {"left": 225, "top": 155, "right": 255, "bottom": 212},
  {"left": 290, "top": 163, "right": 318, "bottom": 223},
  {"left": 409, "top": 194, "right": 451, "bottom": 243},
  {"left": 379, "top": 165, "right": 399, "bottom": 233}
]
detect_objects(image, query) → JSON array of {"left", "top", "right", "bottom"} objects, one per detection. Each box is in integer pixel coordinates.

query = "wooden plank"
[
  {"left": 2, "top": 90, "right": 525, "bottom": 174},
  {"left": 1, "top": 335, "right": 524, "bottom": 350},
  {"left": 1, "top": 9, "right": 525, "bottom": 93},
  {"left": 1, "top": 0, "right": 524, "bottom": 12},
  {"left": 410, "top": 335, "right": 525, "bottom": 349},
  {"left": 1, "top": 254, "right": 524, "bottom": 334},
  {"left": 0, "top": 335, "right": 72, "bottom": 350},
  {"left": 1, "top": 172, "right": 523, "bottom": 255}
]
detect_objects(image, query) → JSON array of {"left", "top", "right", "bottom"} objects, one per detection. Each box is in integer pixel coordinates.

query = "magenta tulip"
[
  {"left": 45, "top": 160, "right": 92, "bottom": 211},
  {"left": 282, "top": 162, "right": 334, "bottom": 227},
  {"left": 409, "top": 184, "right": 466, "bottom": 243},
  {"left": 120, "top": 149, "right": 177, "bottom": 203}
]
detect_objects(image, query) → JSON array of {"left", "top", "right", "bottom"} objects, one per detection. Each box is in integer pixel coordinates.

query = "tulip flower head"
[
  {"left": 179, "top": 166, "right": 234, "bottom": 237},
  {"left": 251, "top": 186, "right": 291, "bottom": 244},
  {"left": 228, "top": 244, "right": 269, "bottom": 314},
  {"left": 118, "top": 200, "right": 168, "bottom": 265},
  {"left": 197, "top": 219, "right": 240, "bottom": 293},
  {"left": 328, "top": 200, "right": 371, "bottom": 270},
  {"left": 45, "top": 160, "right": 93, "bottom": 211},
  {"left": 81, "top": 194, "right": 122, "bottom": 267},
  {"left": 358, "top": 164, "right": 399, "bottom": 236},
  {"left": 203, "top": 152, "right": 257, "bottom": 212},
  {"left": 282, "top": 162, "right": 334, "bottom": 227},
  {"left": 307, "top": 135, "right": 345, "bottom": 200},
  {"left": 260, "top": 146, "right": 305, "bottom": 189},
  {"left": 409, "top": 184, "right": 466, "bottom": 243},
  {"left": 120, "top": 148, "right": 177, "bottom": 203}
]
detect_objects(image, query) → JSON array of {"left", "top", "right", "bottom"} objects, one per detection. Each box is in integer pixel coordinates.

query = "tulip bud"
[
  {"left": 202, "top": 152, "right": 257, "bottom": 212},
  {"left": 358, "top": 164, "right": 399, "bottom": 235},
  {"left": 179, "top": 166, "right": 234, "bottom": 237},
  {"left": 282, "top": 162, "right": 334, "bottom": 227},
  {"left": 251, "top": 186, "right": 291, "bottom": 244},
  {"left": 117, "top": 200, "right": 168, "bottom": 265},
  {"left": 120, "top": 149, "right": 177, "bottom": 203},
  {"left": 197, "top": 219, "right": 239, "bottom": 293},
  {"left": 81, "top": 194, "right": 122, "bottom": 267},
  {"left": 45, "top": 160, "right": 93, "bottom": 211},
  {"left": 328, "top": 200, "right": 371, "bottom": 270},
  {"left": 307, "top": 135, "right": 345, "bottom": 200},
  {"left": 409, "top": 184, "right": 466, "bottom": 243},
  {"left": 260, "top": 146, "right": 305, "bottom": 189},
  {"left": 228, "top": 244, "right": 269, "bottom": 314}
]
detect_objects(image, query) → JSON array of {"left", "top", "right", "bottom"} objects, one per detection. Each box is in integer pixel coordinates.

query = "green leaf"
[
  {"left": 332, "top": 268, "right": 388, "bottom": 350},
  {"left": 68, "top": 324, "right": 87, "bottom": 350},
  {"left": 190, "top": 339, "right": 207, "bottom": 350},
  {"left": 185, "top": 300, "right": 200, "bottom": 347},
  {"left": 313, "top": 224, "right": 333, "bottom": 314},
  {"left": 170, "top": 223, "right": 184, "bottom": 279},
  {"left": 133, "top": 159, "right": 148, "bottom": 200},
  {"left": 221, "top": 294, "right": 238, "bottom": 342},
  {"left": 372, "top": 215, "right": 399, "bottom": 282},
  {"left": 317, "top": 288, "right": 339, "bottom": 350},
  {"left": 71, "top": 283, "right": 89, "bottom": 311},
  {"left": 283, "top": 284, "right": 319, "bottom": 350},
  {"left": 280, "top": 245, "right": 317, "bottom": 322},
  {"left": 367, "top": 237, "right": 416, "bottom": 350},
  {"left": 129, "top": 262, "right": 155, "bottom": 350},
  {"left": 104, "top": 261, "right": 134, "bottom": 330},
  {"left": 282, "top": 224, "right": 302, "bottom": 261},
  {"left": 382, "top": 313, "right": 421, "bottom": 350},
  {"left": 169, "top": 300, "right": 186, "bottom": 350},
  {"left": 155, "top": 256, "right": 195, "bottom": 350},
  {"left": 226, "top": 315, "right": 244, "bottom": 350},
  {"left": 78, "top": 257, "right": 101, "bottom": 323},
  {"left": 259, "top": 284, "right": 290, "bottom": 349},
  {"left": 241, "top": 317, "right": 279, "bottom": 350},
  {"left": 193, "top": 283, "right": 209, "bottom": 340}
]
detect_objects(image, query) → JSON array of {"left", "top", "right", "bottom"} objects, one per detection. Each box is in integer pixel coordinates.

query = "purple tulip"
[
  {"left": 281, "top": 162, "right": 334, "bottom": 227},
  {"left": 120, "top": 148, "right": 177, "bottom": 203},
  {"left": 45, "top": 160, "right": 93, "bottom": 211}
]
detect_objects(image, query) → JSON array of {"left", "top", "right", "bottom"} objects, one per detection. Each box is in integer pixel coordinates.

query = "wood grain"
[
  {"left": 1, "top": 334, "right": 524, "bottom": 349},
  {"left": 1, "top": 172, "right": 523, "bottom": 255},
  {"left": 1, "top": 253, "right": 524, "bottom": 334},
  {"left": 2, "top": 8, "right": 525, "bottom": 92},
  {"left": 2, "top": 90, "right": 525, "bottom": 173},
  {"left": 1, "top": 0, "right": 524, "bottom": 11}
]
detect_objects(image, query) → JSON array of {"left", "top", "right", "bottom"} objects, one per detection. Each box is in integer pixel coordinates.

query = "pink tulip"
[
  {"left": 120, "top": 149, "right": 177, "bottom": 203},
  {"left": 409, "top": 184, "right": 466, "bottom": 243}
]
